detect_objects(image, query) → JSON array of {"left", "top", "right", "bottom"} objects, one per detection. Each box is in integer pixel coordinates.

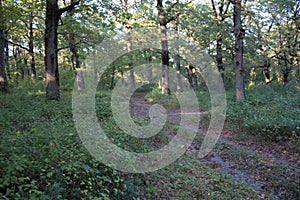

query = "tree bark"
[
  {"left": 211, "top": 0, "right": 230, "bottom": 84},
  {"left": 45, "top": 0, "right": 60, "bottom": 100},
  {"left": 0, "top": 0, "right": 7, "bottom": 91},
  {"left": 217, "top": 32, "right": 224, "bottom": 81},
  {"left": 45, "top": 0, "right": 79, "bottom": 100},
  {"left": 176, "top": 54, "right": 182, "bottom": 92},
  {"left": 4, "top": 31, "right": 10, "bottom": 79},
  {"left": 110, "top": 65, "right": 115, "bottom": 89},
  {"left": 233, "top": 0, "right": 245, "bottom": 101},
  {"left": 157, "top": 0, "right": 170, "bottom": 95},
  {"left": 145, "top": 49, "right": 153, "bottom": 82},
  {"left": 29, "top": 12, "right": 36, "bottom": 77},
  {"left": 175, "top": 19, "right": 182, "bottom": 93},
  {"left": 122, "top": 0, "right": 135, "bottom": 90},
  {"left": 67, "top": 0, "right": 85, "bottom": 92}
]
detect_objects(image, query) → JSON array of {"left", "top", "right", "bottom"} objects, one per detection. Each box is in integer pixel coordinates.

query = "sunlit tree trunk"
[
  {"left": 233, "top": 0, "right": 245, "bottom": 101},
  {"left": 45, "top": 0, "right": 79, "bottom": 100},
  {"left": 45, "top": 0, "right": 60, "bottom": 100}
]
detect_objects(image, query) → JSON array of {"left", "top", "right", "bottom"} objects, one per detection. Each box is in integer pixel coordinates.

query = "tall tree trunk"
[
  {"left": 160, "top": 24, "right": 170, "bottom": 95},
  {"left": 175, "top": 19, "right": 182, "bottom": 93},
  {"left": 121, "top": 0, "right": 135, "bottom": 90},
  {"left": 45, "top": 0, "right": 79, "bottom": 100},
  {"left": 45, "top": 0, "right": 60, "bottom": 100},
  {"left": 211, "top": 0, "right": 230, "bottom": 86},
  {"left": 0, "top": 0, "right": 7, "bottom": 91},
  {"left": 176, "top": 53, "right": 182, "bottom": 92},
  {"left": 4, "top": 31, "right": 10, "bottom": 79},
  {"left": 127, "top": 31, "right": 135, "bottom": 90},
  {"left": 29, "top": 12, "right": 36, "bottom": 77},
  {"left": 233, "top": 0, "right": 245, "bottom": 101},
  {"left": 145, "top": 49, "right": 153, "bottom": 82},
  {"left": 217, "top": 32, "right": 224, "bottom": 81},
  {"left": 110, "top": 65, "right": 115, "bottom": 89},
  {"left": 66, "top": 0, "right": 85, "bottom": 91},
  {"left": 157, "top": 0, "right": 170, "bottom": 95}
]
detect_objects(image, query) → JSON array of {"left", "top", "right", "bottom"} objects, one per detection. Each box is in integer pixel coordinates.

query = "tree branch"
[
  {"left": 59, "top": 0, "right": 80, "bottom": 15},
  {"left": 223, "top": 0, "right": 231, "bottom": 15},
  {"left": 6, "top": 40, "right": 30, "bottom": 51},
  {"left": 211, "top": 0, "right": 218, "bottom": 20}
]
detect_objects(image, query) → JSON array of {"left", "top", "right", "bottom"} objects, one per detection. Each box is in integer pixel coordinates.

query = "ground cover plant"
[{"left": 1, "top": 77, "right": 299, "bottom": 199}]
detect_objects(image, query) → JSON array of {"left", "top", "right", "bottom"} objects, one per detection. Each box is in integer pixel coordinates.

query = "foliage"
[
  {"left": 0, "top": 83, "right": 132, "bottom": 199},
  {"left": 0, "top": 78, "right": 275, "bottom": 199},
  {"left": 226, "top": 84, "right": 300, "bottom": 141}
]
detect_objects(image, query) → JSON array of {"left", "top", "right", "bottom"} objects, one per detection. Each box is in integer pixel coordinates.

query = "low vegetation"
[{"left": 1, "top": 77, "right": 299, "bottom": 199}]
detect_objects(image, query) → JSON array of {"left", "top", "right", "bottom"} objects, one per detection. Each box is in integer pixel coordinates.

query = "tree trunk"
[
  {"left": 211, "top": 0, "right": 230, "bottom": 87},
  {"left": 69, "top": 35, "right": 85, "bottom": 91},
  {"left": 121, "top": 0, "right": 135, "bottom": 90},
  {"left": 0, "top": 0, "right": 7, "bottom": 91},
  {"left": 217, "top": 32, "right": 224, "bottom": 81},
  {"left": 66, "top": 0, "right": 85, "bottom": 92},
  {"left": 45, "top": 0, "right": 60, "bottom": 100},
  {"left": 160, "top": 24, "right": 170, "bottom": 95},
  {"left": 175, "top": 19, "right": 182, "bottom": 93},
  {"left": 233, "top": 0, "right": 245, "bottom": 101},
  {"left": 157, "top": 0, "right": 170, "bottom": 95},
  {"left": 176, "top": 54, "right": 182, "bottom": 92},
  {"left": 45, "top": 0, "right": 79, "bottom": 100},
  {"left": 146, "top": 50, "right": 153, "bottom": 81},
  {"left": 110, "top": 65, "right": 115, "bottom": 89},
  {"left": 29, "top": 12, "right": 36, "bottom": 77},
  {"left": 4, "top": 31, "right": 10, "bottom": 79},
  {"left": 263, "top": 60, "right": 272, "bottom": 84}
]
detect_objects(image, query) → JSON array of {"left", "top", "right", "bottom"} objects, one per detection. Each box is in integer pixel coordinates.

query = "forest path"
[{"left": 129, "top": 94, "right": 300, "bottom": 199}]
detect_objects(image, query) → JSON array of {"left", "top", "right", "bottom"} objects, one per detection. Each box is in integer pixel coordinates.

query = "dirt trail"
[{"left": 129, "top": 94, "right": 300, "bottom": 199}]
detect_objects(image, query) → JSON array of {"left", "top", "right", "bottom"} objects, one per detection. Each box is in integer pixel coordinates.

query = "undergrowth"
[
  {"left": 226, "top": 84, "right": 300, "bottom": 142},
  {"left": 0, "top": 78, "right": 283, "bottom": 199}
]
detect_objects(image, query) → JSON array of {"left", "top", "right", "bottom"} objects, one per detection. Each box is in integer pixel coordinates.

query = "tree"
[
  {"left": 211, "top": 0, "right": 231, "bottom": 82},
  {"left": 28, "top": 10, "right": 36, "bottom": 77},
  {"left": 157, "top": 0, "right": 173, "bottom": 95},
  {"left": 64, "top": 0, "right": 85, "bottom": 91},
  {"left": 233, "top": 0, "right": 245, "bottom": 100},
  {"left": 175, "top": 16, "right": 182, "bottom": 92},
  {"left": 120, "top": 0, "right": 135, "bottom": 90},
  {"left": 45, "top": 0, "right": 80, "bottom": 100},
  {"left": 0, "top": 0, "right": 7, "bottom": 91}
]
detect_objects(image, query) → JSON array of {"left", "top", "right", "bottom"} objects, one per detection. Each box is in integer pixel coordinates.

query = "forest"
[{"left": 0, "top": 0, "right": 299, "bottom": 199}]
